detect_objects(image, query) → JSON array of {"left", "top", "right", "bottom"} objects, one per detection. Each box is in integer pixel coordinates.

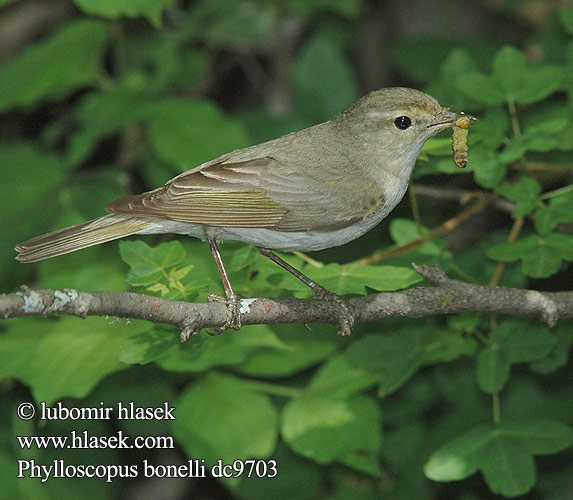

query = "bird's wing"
[{"left": 107, "top": 153, "right": 384, "bottom": 232}]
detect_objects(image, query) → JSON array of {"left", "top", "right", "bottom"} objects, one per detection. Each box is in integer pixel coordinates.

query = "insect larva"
[{"left": 452, "top": 115, "right": 471, "bottom": 168}]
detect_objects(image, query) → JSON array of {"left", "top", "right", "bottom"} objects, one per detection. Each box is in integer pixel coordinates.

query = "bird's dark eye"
[{"left": 394, "top": 116, "right": 412, "bottom": 130}]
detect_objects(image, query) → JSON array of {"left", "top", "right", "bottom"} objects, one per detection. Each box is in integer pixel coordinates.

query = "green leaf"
[
  {"left": 0, "top": 317, "right": 149, "bottom": 404},
  {"left": 392, "top": 38, "right": 497, "bottom": 84},
  {"left": 61, "top": 168, "right": 127, "bottom": 220},
  {"left": 158, "top": 325, "right": 288, "bottom": 373},
  {"left": 486, "top": 233, "right": 571, "bottom": 278},
  {"left": 471, "top": 148, "right": 508, "bottom": 188},
  {"left": 457, "top": 73, "right": 506, "bottom": 106},
  {"left": 514, "top": 66, "right": 564, "bottom": 104},
  {"left": 144, "top": 41, "right": 209, "bottom": 93},
  {"left": 307, "top": 355, "right": 381, "bottom": 399},
  {"left": 425, "top": 420, "right": 573, "bottom": 497},
  {"left": 448, "top": 313, "right": 482, "bottom": 334},
  {"left": 345, "top": 333, "right": 421, "bottom": 371},
  {"left": 0, "top": 143, "right": 66, "bottom": 220},
  {"left": 424, "top": 424, "right": 489, "bottom": 481},
  {"left": 70, "top": 93, "right": 247, "bottom": 171},
  {"left": 497, "top": 139, "right": 526, "bottom": 164},
  {"left": 521, "top": 244, "right": 563, "bottom": 278},
  {"left": 497, "top": 176, "right": 542, "bottom": 216},
  {"left": 420, "top": 136, "right": 454, "bottom": 159},
  {"left": 492, "top": 46, "right": 528, "bottom": 96},
  {"left": 390, "top": 218, "right": 424, "bottom": 244},
  {"left": 119, "top": 240, "right": 186, "bottom": 287},
  {"left": 546, "top": 232, "right": 573, "bottom": 260},
  {"left": 67, "top": 89, "right": 148, "bottom": 167},
  {"left": 73, "top": 0, "right": 177, "bottom": 28},
  {"left": 283, "top": 262, "right": 422, "bottom": 295},
  {"left": 481, "top": 437, "right": 535, "bottom": 496},
  {"left": 500, "top": 420, "right": 573, "bottom": 455},
  {"left": 145, "top": 98, "right": 249, "bottom": 168},
  {"left": 227, "top": 245, "right": 259, "bottom": 272},
  {"left": 188, "top": 0, "right": 277, "bottom": 48},
  {"left": 118, "top": 326, "right": 181, "bottom": 364},
  {"left": 534, "top": 189, "right": 573, "bottom": 235},
  {"left": 0, "top": 20, "right": 109, "bottom": 112},
  {"left": 421, "top": 329, "right": 478, "bottom": 364},
  {"left": 492, "top": 45, "right": 563, "bottom": 104},
  {"left": 486, "top": 235, "right": 537, "bottom": 262},
  {"left": 346, "top": 328, "right": 475, "bottom": 395},
  {"left": 425, "top": 48, "right": 481, "bottom": 111},
  {"left": 462, "top": 105, "right": 508, "bottom": 151},
  {"left": 389, "top": 218, "right": 444, "bottom": 256},
  {"left": 344, "top": 333, "right": 422, "bottom": 395},
  {"left": 457, "top": 46, "right": 563, "bottom": 108},
  {"left": 476, "top": 320, "right": 557, "bottom": 394},
  {"left": 561, "top": 7, "right": 573, "bottom": 34},
  {"left": 294, "top": 35, "right": 359, "bottom": 123},
  {"left": 476, "top": 347, "right": 510, "bottom": 394},
  {"left": 534, "top": 205, "right": 555, "bottom": 235},
  {"left": 172, "top": 373, "right": 278, "bottom": 466},
  {"left": 501, "top": 116, "right": 569, "bottom": 164},
  {"left": 503, "top": 327, "right": 556, "bottom": 363},
  {"left": 234, "top": 324, "right": 339, "bottom": 377},
  {"left": 527, "top": 116, "right": 569, "bottom": 145},
  {"left": 529, "top": 324, "right": 573, "bottom": 374},
  {"left": 281, "top": 395, "right": 381, "bottom": 474}
]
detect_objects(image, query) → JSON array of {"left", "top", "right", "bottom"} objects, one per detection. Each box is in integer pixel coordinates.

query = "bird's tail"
[{"left": 15, "top": 215, "right": 150, "bottom": 263}]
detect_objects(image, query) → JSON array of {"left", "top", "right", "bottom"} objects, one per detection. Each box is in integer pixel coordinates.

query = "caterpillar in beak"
[{"left": 452, "top": 115, "right": 472, "bottom": 168}]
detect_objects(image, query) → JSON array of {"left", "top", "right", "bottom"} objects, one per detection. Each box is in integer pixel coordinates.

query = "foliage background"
[{"left": 1, "top": 0, "right": 572, "bottom": 499}]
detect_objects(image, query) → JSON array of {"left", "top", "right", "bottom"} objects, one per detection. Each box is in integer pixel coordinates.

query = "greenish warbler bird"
[{"left": 15, "top": 87, "right": 476, "bottom": 335}]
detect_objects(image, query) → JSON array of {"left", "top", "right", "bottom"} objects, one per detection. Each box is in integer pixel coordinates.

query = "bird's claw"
[
  {"left": 313, "top": 286, "right": 355, "bottom": 336},
  {"left": 207, "top": 293, "right": 242, "bottom": 335}
]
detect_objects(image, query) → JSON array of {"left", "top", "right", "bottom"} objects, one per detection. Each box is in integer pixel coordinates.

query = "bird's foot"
[
  {"left": 313, "top": 286, "right": 355, "bottom": 336},
  {"left": 207, "top": 293, "right": 242, "bottom": 335}
]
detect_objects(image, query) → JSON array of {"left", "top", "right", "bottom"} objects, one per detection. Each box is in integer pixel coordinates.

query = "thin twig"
[
  {"left": 414, "top": 185, "right": 515, "bottom": 214},
  {"left": 352, "top": 193, "right": 498, "bottom": 265}
]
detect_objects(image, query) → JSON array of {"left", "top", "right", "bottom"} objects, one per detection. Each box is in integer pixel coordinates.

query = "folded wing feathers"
[{"left": 106, "top": 158, "right": 290, "bottom": 228}]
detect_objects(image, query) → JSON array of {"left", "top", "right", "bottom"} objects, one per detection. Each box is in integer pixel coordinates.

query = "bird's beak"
[{"left": 427, "top": 111, "right": 479, "bottom": 133}]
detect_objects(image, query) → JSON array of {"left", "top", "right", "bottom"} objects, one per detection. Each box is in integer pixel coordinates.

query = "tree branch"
[{"left": 1, "top": 266, "right": 571, "bottom": 340}]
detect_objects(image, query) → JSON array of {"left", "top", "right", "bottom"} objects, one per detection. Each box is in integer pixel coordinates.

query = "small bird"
[{"left": 16, "top": 87, "right": 474, "bottom": 334}]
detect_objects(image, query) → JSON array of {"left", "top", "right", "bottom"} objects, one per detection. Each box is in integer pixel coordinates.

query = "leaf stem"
[
  {"left": 489, "top": 216, "right": 524, "bottom": 287},
  {"left": 492, "top": 393, "right": 501, "bottom": 426},
  {"left": 473, "top": 329, "right": 490, "bottom": 346},
  {"left": 293, "top": 251, "right": 324, "bottom": 268},
  {"left": 507, "top": 95, "right": 521, "bottom": 137},
  {"left": 539, "top": 184, "right": 573, "bottom": 201}
]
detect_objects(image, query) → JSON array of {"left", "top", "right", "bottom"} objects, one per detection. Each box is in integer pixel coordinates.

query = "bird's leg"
[
  {"left": 206, "top": 235, "right": 241, "bottom": 334},
  {"left": 256, "top": 247, "right": 355, "bottom": 335}
]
